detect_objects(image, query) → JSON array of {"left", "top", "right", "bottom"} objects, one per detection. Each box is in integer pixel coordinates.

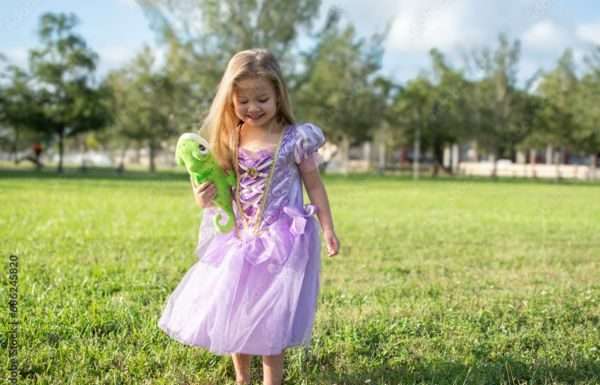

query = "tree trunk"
[
  {"left": 377, "top": 142, "right": 385, "bottom": 175},
  {"left": 57, "top": 128, "right": 65, "bottom": 174},
  {"left": 12, "top": 127, "right": 19, "bottom": 164},
  {"left": 431, "top": 141, "right": 452, "bottom": 177},
  {"left": 451, "top": 144, "right": 459, "bottom": 175},
  {"left": 529, "top": 148, "right": 537, "bottom": 179},
  {"left": 80, "top": 135, "right": 88, "bottom": 173},
  {"left": 491, "top": 151, "right": 498, "bottom": 179},
  {"left": 135, "top": 144, "right": 141, "bottom": 164},
  {"left": 590, "top": 154, "right": 598, "bottom": 181},
  {"left": 413, "top": 124, "right": 421, "bottom": 180},
  {"left": 117, "top": 144, "right": 128, "bottom": 174},
  {"left": 149, "top": 141, "right": 156, "bottom": 173},
  {"left": 340, "top": 134, "right": 350, "bottom": 175},
  {"left": 555, "top": 146, "right": 562, "bottom": 181}
]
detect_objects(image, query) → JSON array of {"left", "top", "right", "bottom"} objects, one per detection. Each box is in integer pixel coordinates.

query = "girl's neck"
[
  {"left": 239, "top": 118, "right": 284, "bottom": 150},
  {"left": 241, "top": 118, "right": 282, "bottom": 135}
]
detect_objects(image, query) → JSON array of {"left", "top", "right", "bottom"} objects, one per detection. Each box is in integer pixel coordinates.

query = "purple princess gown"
[{"left": 158, "top": 122, "right": 326, "bottom": 356}]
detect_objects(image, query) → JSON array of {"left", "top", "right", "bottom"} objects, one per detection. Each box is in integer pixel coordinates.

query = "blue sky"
[{"left": 2, "top": 0, "right": 600, "bottom": 85}]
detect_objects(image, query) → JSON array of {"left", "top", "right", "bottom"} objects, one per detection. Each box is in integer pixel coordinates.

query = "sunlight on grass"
[{"left": 1, "top": 170, "right": 599, "bottom": 384}]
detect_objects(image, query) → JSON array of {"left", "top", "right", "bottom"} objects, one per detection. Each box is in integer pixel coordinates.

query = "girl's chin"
[{"left": 244, "top": 115, "right": 274, "bottom": 126}]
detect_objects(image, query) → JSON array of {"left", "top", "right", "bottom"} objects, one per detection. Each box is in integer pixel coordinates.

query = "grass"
[{"left": 1, "top": 166, "right": 599, "bottom": 385}]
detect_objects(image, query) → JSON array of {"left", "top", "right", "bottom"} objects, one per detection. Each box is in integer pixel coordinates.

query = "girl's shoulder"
[
  {"left": 289, "top": 122, "right": 326, "bottom": 164},
  {"left": 290, "top": 121, "right": 324, "bottom": 137}
]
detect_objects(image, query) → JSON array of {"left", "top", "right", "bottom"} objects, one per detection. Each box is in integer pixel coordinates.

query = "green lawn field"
[{"left": 1, "top": 167, "right": 599, "bottom": 385}]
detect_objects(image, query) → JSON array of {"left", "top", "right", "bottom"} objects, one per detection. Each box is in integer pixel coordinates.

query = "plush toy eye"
[{"left": 198, "top": 143, "right": 208, "bottom": 154}]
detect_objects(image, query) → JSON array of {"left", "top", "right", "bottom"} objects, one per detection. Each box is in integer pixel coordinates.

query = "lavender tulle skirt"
[{"left": 158, "top": 207, "right": 321, "bottom": 356}]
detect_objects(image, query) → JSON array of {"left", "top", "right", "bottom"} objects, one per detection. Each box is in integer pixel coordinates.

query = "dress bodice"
[
  {"left": 232, "top": 123, "right": 326, "bottom": 234},
  {"left": 236, "top": 147, "right": 275, "bottom": 228},
  {"left": 197, "top": 122, "right": 326, "bottom": 272}
]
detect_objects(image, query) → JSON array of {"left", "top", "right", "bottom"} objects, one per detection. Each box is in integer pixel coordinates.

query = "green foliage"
[
  {"left": 0, "top": 65, "right": 47, "bottom": 154},
  {"left": 0, "top": 12, "right": 110, "bottom": 173},
  {"left": 104, "top": 46, "right": 179, "bottom": 172},
  {"left": 294, "top": 8, "right": 388, "bottom": 143},
  {"left": 468, "top": 34, "right": 529, "bottom": 160},
  {"left": 2, "top": 4, "right": 600, "bottom": 176},
  {"left": 389, "top": 49, "right": 473, "bottom": 172}
]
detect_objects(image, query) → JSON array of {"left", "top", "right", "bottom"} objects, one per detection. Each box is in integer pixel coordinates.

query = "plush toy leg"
[{"left": 214, "top": 206, "right": 235, "bottom": 233}]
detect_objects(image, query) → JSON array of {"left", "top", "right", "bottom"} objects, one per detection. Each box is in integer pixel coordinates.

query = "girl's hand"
[
  {"left": 323, "top": 228, "right": 340, "bottom": 257},
  {"left": 191, "top": 180, "right": 216, "bottom": 209}
]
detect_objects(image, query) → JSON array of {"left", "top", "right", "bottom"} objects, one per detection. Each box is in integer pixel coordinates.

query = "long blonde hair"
[{"left": 200, "top": 48, "right": 295, "bottom": 172}]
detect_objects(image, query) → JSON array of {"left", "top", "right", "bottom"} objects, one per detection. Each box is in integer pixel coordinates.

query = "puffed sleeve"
[{"left": 293, "top": 123, "right": 326, "bottom": 168}]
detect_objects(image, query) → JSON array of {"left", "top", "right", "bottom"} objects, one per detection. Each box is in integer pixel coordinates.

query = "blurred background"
[{"left": 1, "top": 0, "right": 599, "bottom": 180}]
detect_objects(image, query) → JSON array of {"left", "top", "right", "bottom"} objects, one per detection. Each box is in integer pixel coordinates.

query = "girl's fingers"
[
  {"left": 328, "top": 237, "right": 339, "bottom": 256},
  {"left": 195, "top": 182, "right": 214, "bottom": 193},
  {"left": 207, "top": 189, "right": 216, "bottom": 199}
]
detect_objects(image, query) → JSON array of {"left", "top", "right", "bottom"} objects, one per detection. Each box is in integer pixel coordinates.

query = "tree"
[
  {"left": 105, "top": 46, "right": 178, "bottom": 172},
  {"left": 575, "top": 47, "right": 600, "bottom": 176},
  {"left": 25, "top": 12, "right": 110, "bottom": 173},
  {"left": 136, "top": 1, "right": 390, "bottom": 161},
  {"left": 0, "top": 63, "right": 44, "bottom": 163},
  {"left": 388, "top": 49, "right": 472, "bottom": 176},
  {"left": 293, "top": 8, "right": 389, "bottom": 171},
  {"left": 470, "top": 34, "right": 532, "bottom": 177},
  {"left": 535, "top": 49, "right": 579, "bottom": 178},
  {"left": 137, "top": 0, "right": 320, "bottom": 74},
  {"left": 388, "top": 76, "right": 432, "bottom": 177}
]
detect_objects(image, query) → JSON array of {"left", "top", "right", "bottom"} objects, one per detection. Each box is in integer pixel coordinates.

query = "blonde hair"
[{"left": 200, "top": 48, "right": 295, "bottom": 172}]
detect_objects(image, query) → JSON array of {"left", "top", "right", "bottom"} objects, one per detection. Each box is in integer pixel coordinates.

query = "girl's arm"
[{"left": 299, "top": 164, "right": 340, "bottom": 256}]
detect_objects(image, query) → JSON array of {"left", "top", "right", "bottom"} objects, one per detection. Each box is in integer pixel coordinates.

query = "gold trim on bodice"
[{"left": 233, "top": 124, "right": 287, "bottom": 238}]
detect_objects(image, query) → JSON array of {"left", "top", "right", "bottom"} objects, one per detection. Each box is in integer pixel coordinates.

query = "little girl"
[{"left": 158, "top": 48, "right": 340, "bottom": 385}]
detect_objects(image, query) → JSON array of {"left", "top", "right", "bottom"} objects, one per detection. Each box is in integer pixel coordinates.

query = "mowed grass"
[{"left": 1, "top": 167, "right": 599, "bottom": 385}]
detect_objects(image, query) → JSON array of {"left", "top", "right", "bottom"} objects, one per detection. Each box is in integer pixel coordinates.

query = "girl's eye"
[
  {"left": 239, "top": 100, "right": 248, "bottom": 104},
  {"left": 259, "top": 99, "right": 269, "bottom": 103}
]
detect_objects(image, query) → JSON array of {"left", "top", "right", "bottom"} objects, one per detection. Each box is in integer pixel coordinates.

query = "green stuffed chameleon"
[{"left": 175, "top": 132, "right": 237, "bottom": 233}]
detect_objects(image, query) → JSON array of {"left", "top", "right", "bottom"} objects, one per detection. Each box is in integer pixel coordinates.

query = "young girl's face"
[{"left": 232, "top": 76, "right": 278, "bottom": 129}]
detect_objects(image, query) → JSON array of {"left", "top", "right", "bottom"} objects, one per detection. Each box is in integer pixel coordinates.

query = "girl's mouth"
[{"left": 247, "top": 114, "right": 264, "bottom": 120}]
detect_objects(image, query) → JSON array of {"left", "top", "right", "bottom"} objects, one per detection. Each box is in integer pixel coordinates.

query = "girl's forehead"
[{"left": 234, "top": 77, "right": 275, "bottom": 95}]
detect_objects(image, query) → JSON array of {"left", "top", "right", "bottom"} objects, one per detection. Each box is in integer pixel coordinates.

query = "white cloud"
[
  {"left": 115, "top": 0, "right": 139, "bottom": 9},
  {"left": 97, "top": 44, "right": 139, "bottom": 69},
  {"left": 2, "top": 47, "right": 29, "bottom": 68},
  {"left": 576, "top": 22, "right": 600, "bottom": 45},
  {"left": 321, "top": 0, "right": 399, "bottom": 34},
  {"left": 319, "top": 0, "right": 594, "bottom": 87},
  {"left": 96, "top": 43, "right": 166, "bottom": 74},
  {"left": 522, "top": 20, "right": 570, "bottom": 51},
  {"left": 385, "top": 0, "right": 475, "bottom": 53}
]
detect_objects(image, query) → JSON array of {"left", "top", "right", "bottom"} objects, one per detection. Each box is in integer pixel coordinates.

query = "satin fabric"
[{"left": 158, "top": 123, "right": 326, "bottom": 355}]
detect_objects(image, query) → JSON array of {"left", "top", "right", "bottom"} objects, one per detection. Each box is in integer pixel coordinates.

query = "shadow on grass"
[{"left": 319, "top": 356, "right": 600, "bottom": 385}]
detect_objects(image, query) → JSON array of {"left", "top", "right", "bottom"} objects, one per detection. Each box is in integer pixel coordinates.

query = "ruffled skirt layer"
[{"left": 157, "top": 207, "right": 321, "bottom": 356}]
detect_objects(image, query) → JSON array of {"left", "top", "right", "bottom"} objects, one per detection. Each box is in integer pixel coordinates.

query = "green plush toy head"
[
  {"left": 175, "top": 132, "right": 237, "bottom": 233},
  {"left": 175, "top": 133, "right": 212, "bottom": 174}
]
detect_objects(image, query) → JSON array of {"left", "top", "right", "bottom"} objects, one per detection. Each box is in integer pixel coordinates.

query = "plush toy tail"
[{"left": 214, "top": 207, "right": 235, "bottom": 233}]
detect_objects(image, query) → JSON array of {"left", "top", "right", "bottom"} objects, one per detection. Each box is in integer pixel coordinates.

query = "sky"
[{"left": 1, "top": 0, "right": 600, "bottom": 85}]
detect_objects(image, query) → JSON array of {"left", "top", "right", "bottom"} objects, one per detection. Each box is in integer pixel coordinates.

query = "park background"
[{"left": 1, "top": 1, "right": 599, "bottom": 384}]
